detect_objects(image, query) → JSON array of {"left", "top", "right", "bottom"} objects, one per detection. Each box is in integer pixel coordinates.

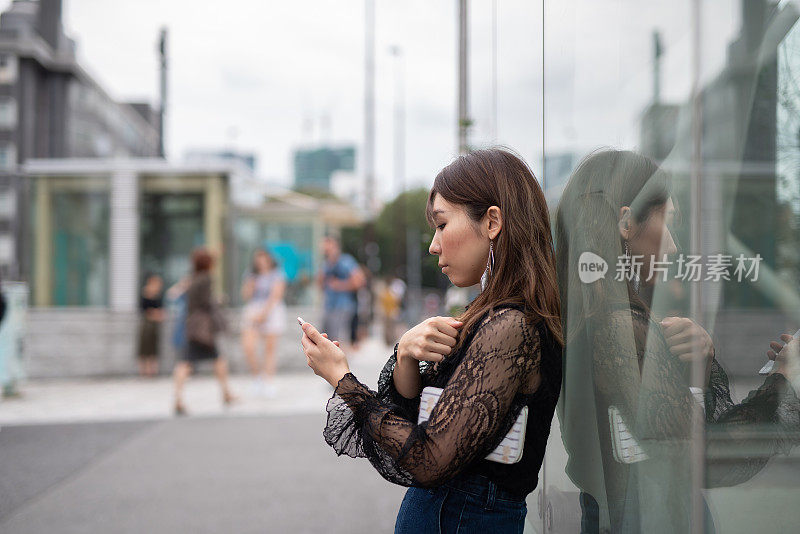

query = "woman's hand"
[
  {"left": 660, "top": 317, "right": 714, "bottom": 361},
  {"left": 301, "top": 322, "right": 350, "bottom": 387},
  {"left": 398, "top": 316, "right": 463, "bottom": 364},
  {"left": 768, "top": 333, "right": 800, "bottom": 380},
  {"left": 660, "top": 316, "right": 715, "bottom": 385},
  {"left": 254, "top": 303, "right": 274, "bottom": 324},
  {"left": 241, "top": 278, "right": 255, "bottom": 301}
]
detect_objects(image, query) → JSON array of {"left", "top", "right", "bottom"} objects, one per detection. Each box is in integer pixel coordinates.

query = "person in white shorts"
[{"left": 241, "top": 248, "right": 287, "bottom": 397}]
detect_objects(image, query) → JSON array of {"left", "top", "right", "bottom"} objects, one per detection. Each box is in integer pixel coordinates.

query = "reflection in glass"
[
  {"left": 555, "top": 150, "right": 800, "bottom": 532},
  {"left": 542, "top": 2, "right": 800, "bottom": 532}
]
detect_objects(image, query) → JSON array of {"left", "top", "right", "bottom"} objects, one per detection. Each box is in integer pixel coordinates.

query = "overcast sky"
[
  {"left": 0, "top": 0, "right": 762, "bottom": 200},
  {"left": 51, "top": 0, "right": 546, "bottom": 198}
]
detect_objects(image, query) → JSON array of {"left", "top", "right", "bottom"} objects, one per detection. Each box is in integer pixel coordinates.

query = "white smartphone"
[{"left": 758, "top": 328, "right": 800, "bottom": 375}]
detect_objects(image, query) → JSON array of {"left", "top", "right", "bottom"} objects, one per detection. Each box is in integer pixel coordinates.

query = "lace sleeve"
[
  {"left": 323, "top": 308, "right": 542, "bottom": 487},
  {"left": 375, "top": 345, "right": 421, "bottom": 422},
  {"left": 592, "top": 310, "right": 694, "bottom": 443},
  {"left": 705, "top": 370, "right": 800, "bottom": 487},
  {"left": 592, "top": 310, "right": 800, "bottom": 487}
]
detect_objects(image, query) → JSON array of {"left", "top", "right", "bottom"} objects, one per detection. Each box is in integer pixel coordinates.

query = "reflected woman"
[
  {"left": 555, "top": 149, "right": 800, "bottom": 533},
  {"left": 300, "top": 148, "right": 563, "bottom": 533}
]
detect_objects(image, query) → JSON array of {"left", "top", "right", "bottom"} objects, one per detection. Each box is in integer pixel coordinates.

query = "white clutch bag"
[
  {"left": 608, "top": 405, "right": 648, "bottom": 464},
  {"left": 417, "top": 386, "right": 528, "bottom": 464},
  {"left": 608, "top": 387, "right": 704, "bottom": 464}
]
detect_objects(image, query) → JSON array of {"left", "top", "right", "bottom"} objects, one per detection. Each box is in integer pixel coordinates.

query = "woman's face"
[
  {"left": 254, "top": 252, "right": 270, "bottom": 272},
  {"left": 146, "top": 276, "right": 163, "bottom": 293},
  {"left": 625, "top": 198, "right": 678, "bottom": 286},
  {"left": 428, "top": 195, "right": 489, "bottom": 287}
]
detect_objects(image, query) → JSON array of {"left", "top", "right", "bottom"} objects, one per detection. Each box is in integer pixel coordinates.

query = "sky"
[
  {"left": 0, "top": 0, "right": 765, "bottom": 200},
  {"left": 51, "top": 0, "right": 546, "bottom": 198}
]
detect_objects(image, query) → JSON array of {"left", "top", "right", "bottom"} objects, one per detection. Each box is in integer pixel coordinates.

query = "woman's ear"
[
  {"left": 618, "top": 206, "right": 632, "bottom": 241},
  {"left": 486, "top": 206, "right": 503, "bottom": 240}
]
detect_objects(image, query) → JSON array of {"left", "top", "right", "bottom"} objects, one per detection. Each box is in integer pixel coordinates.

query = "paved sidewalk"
[
  {"left": 0, "top": 337, "right": 415, "bottom": 533},
  {"left": 0, "top": 336, "right": 393, "bottom": 426},
  {"left": 0, "top": 414, "right": 408, "bottom": 533}
]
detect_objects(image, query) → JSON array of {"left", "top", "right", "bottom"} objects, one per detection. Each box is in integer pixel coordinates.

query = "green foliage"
[{"left": 341, "top": 187, "right": 445, "bottom": 289}]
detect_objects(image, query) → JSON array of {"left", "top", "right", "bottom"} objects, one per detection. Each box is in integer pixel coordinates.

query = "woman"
[
  {"left": 173, "top": 247, "right": 236, "bottom": 415},
  {"left": 300, "top": 148, "right": 563, "bottom": 533},
  {"left": 554, "top": 150, "right": 800, "bottom": 533},
  {"left": 137, "top": 273, "right": 165, "bottom": 377},
  {"left": 166, "top": 275, "right": 191, "bottom": 355},
  {"left": 241, "top": 248, "right": 287, "bottom": 397}
]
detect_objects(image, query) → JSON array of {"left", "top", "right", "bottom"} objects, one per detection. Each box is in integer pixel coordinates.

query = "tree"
[{"left": 341, "top": 188, "right": 446, "bottom": 289}]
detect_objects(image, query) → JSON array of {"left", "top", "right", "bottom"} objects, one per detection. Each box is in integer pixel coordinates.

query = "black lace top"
[
  {"left": 585, "top": 305, "right": 800, "bottom": 530},
  {"left": 323, "top": 306, "right": 562, "bottom": 497}
]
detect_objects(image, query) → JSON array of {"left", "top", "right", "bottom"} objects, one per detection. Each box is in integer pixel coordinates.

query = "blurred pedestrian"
[
  {"left": 349, "top": 262, "right": 372, "bottom": 351},
  {"left": 241, "top": 248, "right": 287, "bottom": 397},
  {"left": 166, "top": 275, "right": 191, "bottom": 354},
  {"left": 137, "top": 273, "right": 165, "bottom": 377},
  {"left": 0, "top": 272, "right": 5, "bottom": 326},
  {"left": 172, "top": 247, "right": 236, "bottom": 415},
  {"left": 317, "top": 235, "right": 365, "bottom": 346},
  {"left": 378, "top": 276, "right": 405, "bottom": 346}
]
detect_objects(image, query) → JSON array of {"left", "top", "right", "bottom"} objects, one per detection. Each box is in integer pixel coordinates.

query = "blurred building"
[
  {"left": 25, "top": 159, "right": 233, "bottom": 309},
  {"left": 639, "top": 103, "right": 679, "bottom": 163},
  {"left": 637, "top": 0, "right": 800, "bottom": 376},
  {"left": 0, "top": 0, "right": 161, "bottom": 279},
  {"left": 184, "top": 148, "right": 257, "bottom": 173},
  {"left": 21, "top": 157, "right": 363, "bottom": 378},
  {"left": 21, "top": 158, "right": 232, "bottom": 376},
  {"left": 293, "top": 145, "right": 355, "bottom": 193}
]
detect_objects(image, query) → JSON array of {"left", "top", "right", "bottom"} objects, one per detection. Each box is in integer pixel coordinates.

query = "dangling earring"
[
  {"left": 624, "top": 240, "right": 640, "bottom": 294},
  {"left": 481, "top": 240, "right": 495, "bottom": 291}
]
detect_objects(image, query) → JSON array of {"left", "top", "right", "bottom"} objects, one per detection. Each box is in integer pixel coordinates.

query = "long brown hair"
[
  {"left": 555, "top": 149, "right": 672, "bottom": 341},
  {"left": 251, "top": 248, "right": 277, "bottom": 274},
  {"left": 426, "top": 147, "right": 564, "bottom": 348},
  {"left": 191, "top": 247, "right": 215, "bottom": 274}
]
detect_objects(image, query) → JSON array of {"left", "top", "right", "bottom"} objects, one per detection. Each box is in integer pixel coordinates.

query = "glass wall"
[
  {"left": 29, "top": 176, "right": 111, "bottom": 307},
  {"left": 51, "top": 190, "right": 110, "bottom": 306},
  {"left": 541, "top": 1, "right": 800, "bottom": 532},
  {"left": 140, "top": 192, "right": 205, "bottom": 291}
]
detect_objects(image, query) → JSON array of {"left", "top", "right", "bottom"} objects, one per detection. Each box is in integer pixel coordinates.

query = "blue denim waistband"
[{"left": 443, "top": 472, "right": 527, "bottom": 504}]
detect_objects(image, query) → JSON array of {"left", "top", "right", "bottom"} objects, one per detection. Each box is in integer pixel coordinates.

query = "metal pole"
[
  {"left": 364, "top": 0, "right": 376, "bottom": 215},
  {"left": 362, "top": 0, "right": 378, "bottom": 322},
  {"left": 689, "top": 0, "right": 706, "bottom": 532},
  {"left": 653, "top": 31, "right": 663, "bottom": 105},
  {"left": 158, "top": 28, "right": 167, "bottom": 159},
  {"left": 491, "top": 0, "right": 498, "bottom": 142},
  {"left": 542, "top": 0, "right": 546, "bottom": 195},
  {"left": 458, "top": 0, "right": 469, "bottom": 154},
  {"left": 390, "top": 46, "right": 405, "bottom": 203},
  {"left": 390, "top": 46, "right": 407, "bottom": 281}
]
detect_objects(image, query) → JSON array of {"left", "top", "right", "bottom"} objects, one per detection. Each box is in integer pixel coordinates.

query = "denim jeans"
[{"left": 394, "top": 473, "right": 527, "bottom": 534}]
